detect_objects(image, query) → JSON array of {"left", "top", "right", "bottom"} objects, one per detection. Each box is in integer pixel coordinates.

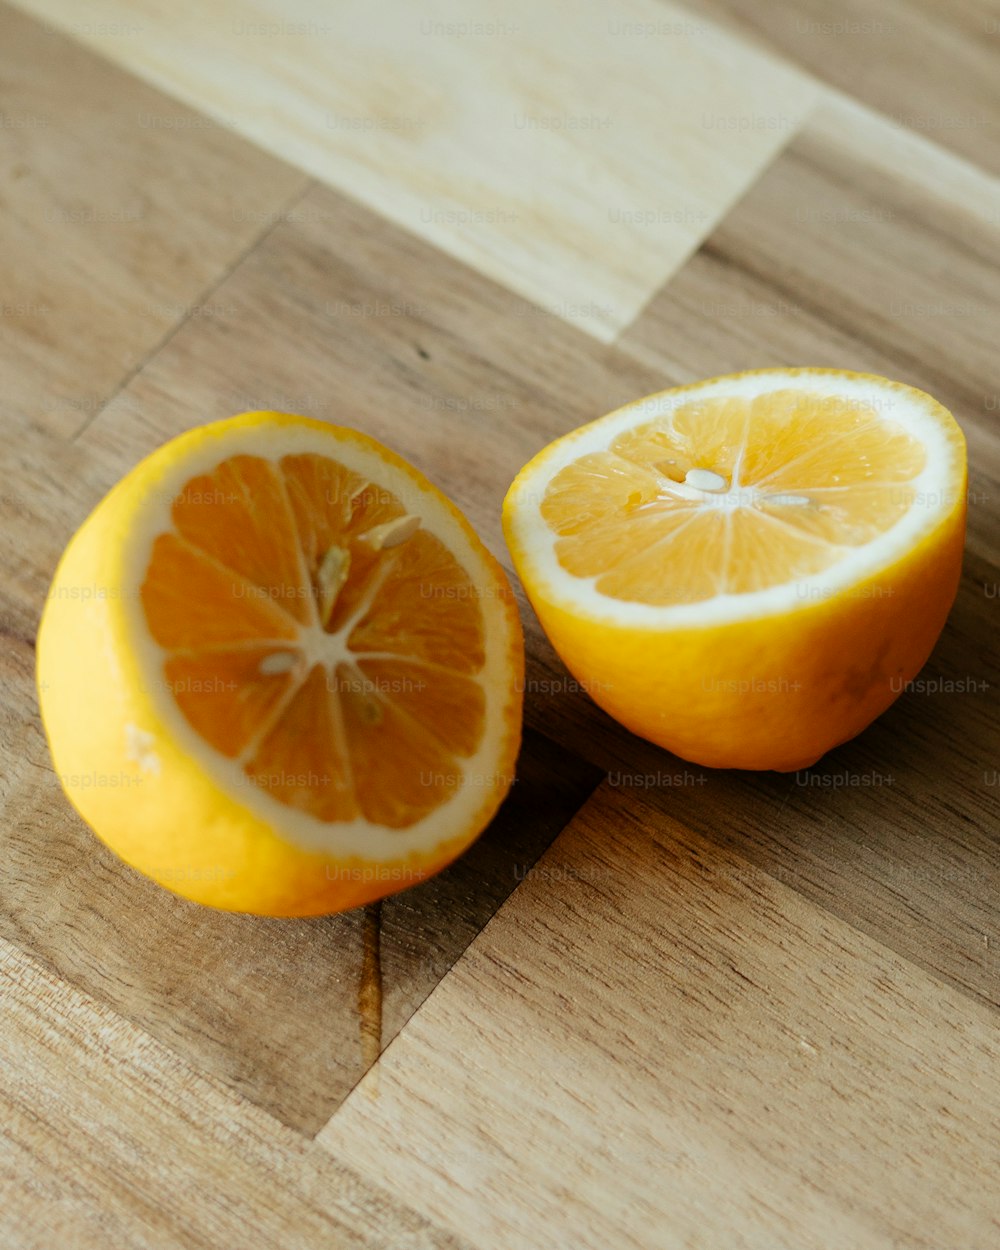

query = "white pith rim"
[
  {"left": 506, "top": 371, "right": 964, "bottom": 628},
  {"left": 119, "top": 420, "right": 518, "bottom": 861}
]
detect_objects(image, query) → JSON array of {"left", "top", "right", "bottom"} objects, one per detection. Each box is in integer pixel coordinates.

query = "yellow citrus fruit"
[
  {"left": 503, "top": 369, "right": 966, "bottom": 771},
  {"left": 37, "top": 412, "right": 523, "bottom": 915}
]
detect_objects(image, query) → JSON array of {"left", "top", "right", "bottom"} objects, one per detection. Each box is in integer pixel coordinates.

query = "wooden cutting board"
[{"left": 2, "top": 1, "right": 999, "bottom": 1246}]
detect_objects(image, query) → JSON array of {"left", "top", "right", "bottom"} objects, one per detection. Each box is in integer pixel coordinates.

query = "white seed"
[
  {"left": 767, "top": 493, "right": 812, "bottom": 507},
  {"left": 659, "top": 481, "right": 707, "bottom": 502},
  {"left": 684, "top": 468, "right": 728, "bottom": 492},
  {"left": 362, "top": 514, "right": 421, "bottom": 550},
  {"left": 259, "top": 651, "right": 297, "bottom": 676}
]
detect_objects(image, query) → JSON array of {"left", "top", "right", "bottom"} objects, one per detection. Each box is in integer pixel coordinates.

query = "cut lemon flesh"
[
  {"left": 146, "top": 452, "right": 487, "bottom": 828},
  {"left": 544, "top": 389, "right": 927, "bottom": 604},
  {"left": 504, "top": 369, "right": 966, "bottom": 771},
  {"left": 37, "top": 413, "right": 523, "bottom": 915}
]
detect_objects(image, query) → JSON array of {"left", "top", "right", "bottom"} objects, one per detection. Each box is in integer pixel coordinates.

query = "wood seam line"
[
  {"left": 616, "top": 123, "right": 1000, "bottom": 360},
  {"left": 1, "top": 939, "right": 472, "bottom": 1247},
  {"left": 816, "top": 89, "right": 1000, "bottom": 199},
  {"left": 8, "top": 0, "right": 824, "bottom": 347},
  {"left": 69, "top": 176, "right": 314, "bottom": 443},
  {"left": 666, "top": 0, "right": 1000, "bottom": 192},
  {"left": 314, "top": 747, "right": 606, "bottom": 1130},
  {"left": 612, "top": 93, "right": 829, "bottom": 347},
  {"left": 316, "top": 774, "right": 1000, "bottom": 1145},
  {"left": 1, "top": 932, "right": 409, "bottom": 1171},
  {"left": 615, "top": 159, "right": 1000, "bottom": 412},
  {"left": 615, "top": 781, "right": 1000, "bottom": 1021},
  {"left": 688, "top": 231, "right": 997, "bottom": 416},
  {"left": 610, "top": 30, "right": 1000, "bottom": 345}
]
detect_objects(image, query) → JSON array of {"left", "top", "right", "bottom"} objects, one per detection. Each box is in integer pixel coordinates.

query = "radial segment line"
[{"left": 753, "top": 418, "right": 885, "bottom": 489}]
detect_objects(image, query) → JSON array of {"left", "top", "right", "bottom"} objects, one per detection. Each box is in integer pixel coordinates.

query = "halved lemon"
[
  {"left": 503, "top": 369, "right": 966, "bottom": 771},
  {"left": 37, "top": 413, "right": 523, "bottom": 915}
]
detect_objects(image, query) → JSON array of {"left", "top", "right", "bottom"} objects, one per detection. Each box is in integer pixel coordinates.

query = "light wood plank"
[
  {"left": 8, "top": 0, "right": 819, "bottom": 338},
  {"left": 0, "top": 938, "right": 467, "bottom": 1250},
  {"left": 320, "top": 783, "right": 1000, "bottom": 1250},
  {"left": 0, "top": 1, "right": 309, "bottom": 438},
  {"left": 690, "top": 0, "right": 1000, "bottom": 175},
  {"left": 74, "top": 183, "right": 669, "bottom": 544}
]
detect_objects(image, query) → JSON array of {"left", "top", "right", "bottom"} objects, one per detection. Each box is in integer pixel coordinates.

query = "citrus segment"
[
  {"left": 142, "top": 534, "right": 301, "bottom": 646},
  {"left": 163, "top": 644, "right": 299, "bottom": 758},
  {"left": 172, "top": 455, "right": 315, "bottom": 624}
]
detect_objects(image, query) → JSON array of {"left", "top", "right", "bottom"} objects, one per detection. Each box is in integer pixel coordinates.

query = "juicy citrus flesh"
[
  {"left": 542, "top": 389, "right": 927, "bottom": 605},
  {"left": 146, "top": 452, "right": 487, "bottom": 829},
  {"left": 37, "top": 414, "right": 523, "bottom": 915},
  {"left": 503, "top": 370, "right": 966, "bottom": 771}
]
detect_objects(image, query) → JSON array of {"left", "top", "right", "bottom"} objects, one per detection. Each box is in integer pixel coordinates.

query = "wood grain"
[
  {"left": 321, "top": 783, "right": 1000, "bottom": 1250},
  {"left": 600, "top": 558, "right": 1000, "bottom": 1008},
  {"left": 694, "top": 0, "right": 1000, "bottom": 175},
  {"left": 2, "top": 1, "right": 1000, "bottom": 1246},
  {"left": 607, "top": 93, "right": 1000, "bottom": 1021},
  {"left": 0, "top": 169, "right": 650, "bottom": 1145},
  {"left": 0, "top": 939, "right": 468, "bottom": 1250},
  {"left": 0, "top": 725, "right": 599, "bottom": 1133},
  {"left": 0, "top": 2, "right": 308, "bottom": 438},
  {"left": 7, "top": 0, "right": 819, "bottom": 338}
]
